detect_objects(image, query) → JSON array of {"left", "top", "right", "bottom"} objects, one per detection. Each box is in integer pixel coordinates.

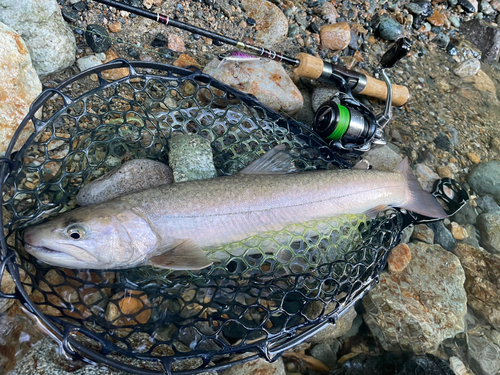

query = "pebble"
[
  {"left": 241, "top": 0, "right": 288, "bottom": 46},
  {"left": 101, "top": 49, "right": 129, "bottom": 81},
  {"left": 204, "top": 58, "right": 303, "bottom": 115},
  {"left": 460, "top": 19, "right": 500, "bottom": 62},
  {"left": 458, "top": 0, "right": 478, "bottom": 12},
  {"left": 491, "top": 137, "right": 500, "bottom": 153},
  {"left": 377, "top": 15, "right": 404, "bottom": 41},
  {"left": 108, "top": 22, "right": 121, "bottom": 33},
  {"left": 85, "top": 24, "right": 112, "bottom": 53},
  {"left": 427, "top": 10, "right": 445, "bottom": 27},
  {"left": 105, "top": 290, "right": 151, "bottom": 326},
  {"left": 76, "top": 159, "right": 174, "bottom": 206},
  {"left": 449, "top": 16, "right": 461, "bottom": 28},
  {"left": 467, "top": 161, "right": 500, "bottom": 203},
  {"left": 449, "top": 222, "right": 468, "bottom": 240},
  {"left": 0, "top": 23, "right": 42, "bottom": 156},
  {"left": 320, "top": 22, "right": 351, "bottom": 51},
  {"left": 454, "top": 58, "right": 481, "bottom": 78},
  {"left": 310, "top": 343, "right": 336, "bottom": 368},
  {"left": 427, "top": 220, "right": 456, "bottom": 252},
  {"left": 173, "top": 54, "right": 201, "bottom": 69},
  {"left": 434, "top": 33, "right": 450, "bottom": 49},
  {"left": 220, "top": 354, "right": 286, "bottom": 375},
  {"left": 168, "top": 134, "right": 217, "bottom": 182},
  {"left": 411, "top": 224, "right": 435, "bottom": 244},
  {"left": 467, "top": 152, "right": 481, "bottom": 164},
  {"left": 476, "top": 212, "right": 500, "bottom": 254},
  {"left": 307, "top": 307, "right": 357, "bottom": 344},
  {"left": 468, "top": 334, "right": 500, "bottom": 375},
  {"left": 0, "top": 0, "right": 76, "bottom": 76},
  {"left": 387, "top": 243, "right": 412, "bottom": 272},
  {"left": 452, "top": 201, "right": 478, "bottom": 225},
  {"left": 437, "top": 165, "right": 453, "bottom": 178},
  {"left": 168, "top": 34, "right": 186, "bottom": 52},
  {"left": 76, "top": 55, "right": 102, "bottom": 72},
  {"left": 405, "top": 2, "right": 425, "bottom": 15},
  {"left": 475, "top": 195, "right": 500, "bottom": 213},
  {"left": 363, "top": 145, "right": 403, "bottom": 171},
  {"left": 415, "top": 163, "right": 440, "bottom": 192},
  {"left": 61, "top": 6, "right": 80, "bottom": 22}
]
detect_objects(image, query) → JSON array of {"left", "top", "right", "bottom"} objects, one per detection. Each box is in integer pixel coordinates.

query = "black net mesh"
[{"left": 0, "top": 60, "right": 403, "bottom": 374}]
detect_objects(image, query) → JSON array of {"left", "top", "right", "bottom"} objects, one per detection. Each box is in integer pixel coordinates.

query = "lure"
[{"left": 218, "top": 51, "right": 262, "bottom": 68}]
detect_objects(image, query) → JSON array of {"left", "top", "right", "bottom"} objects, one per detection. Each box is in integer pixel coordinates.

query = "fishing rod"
[{"left": 91, "top": 0, "right": 410, "bottom": 107}]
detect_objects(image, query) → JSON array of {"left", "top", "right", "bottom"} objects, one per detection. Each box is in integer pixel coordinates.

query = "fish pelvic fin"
[
  {"left": 147, "top": 239, "right": 213, "bottom": 270},
  {"left": 363, "top": 204, "right": 391, "bottom": 219},
  {"left": 397, "top": 157, "right": 448, "bottom": 219},
  {"left": 240, "top": 144, "right": 297, "bottom": 175}
]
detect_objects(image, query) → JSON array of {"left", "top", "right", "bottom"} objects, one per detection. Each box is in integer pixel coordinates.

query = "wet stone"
[
  {"left": 405, "top": 2, "right": 425, "bottom": 15},
  {"left": 151, "top": 33, "right": 168, "bottom": 47},
  {"left": 476, "top": 212, "right": 500, "bottom": 254},
  {"left": 458, "top": 0, "right": 478, "bottom": 12},
  {"left": 76, "top": 55, "right": 102, "bottom": 72},
  {"left": 220, "top": 353, "right": 285, "bottom": 375},
  {"left": 307, "top": 306, "right": 357, "bottom": 344},
  {"left": 476, "top": 195, "right": 500, "bottom": 213},
  {"left": 241, "top": 0, "right": 288, "bottom": 46},
  {"left": 468, "top": 334, "right": 500, "bottom": 375},
  {"left": 452, "top": 201, "right": 478, "bottom": 226},
  {"left": 427, "top": 220, "right": 456, "bottom": 252},
  {"left": 310, "top": 343, "right": 336, "bottom": 368},
  {"left": 168, "top": 134, "right": 217, "bottom": 182},
  {"left": 460, "top": 19, "right": 500, "bottom": 62},
  {"left": 454, "top": 58, "right": 481, "bottom": 78},
  {"left": 61, "top": 6, "right": 80, "bottom": 22},
  {"left": 387, "top": 243, "right": 412, "bottom": 272},
  {"left": 85, "top": 24, "right": 112, "bottom": 53},
  {"left": 411, "top": 224, "right": 435, "bottom": 244},
  {"left": 363, "top": 145, "right": 402, "bottom": 171},
  {"left": 320, "top": 22, "right": 351, "bottom": 51},
  {"left": 377, "top": 15, "right": 404, "bottom": 41},
  {"left": 434, "top": 33, "right": 450, "bottom": 49},
  {"left": 468, "top": 161, "right": 500, "bottom": 203}
]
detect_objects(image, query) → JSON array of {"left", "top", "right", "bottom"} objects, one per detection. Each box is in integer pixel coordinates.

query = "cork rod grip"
[{"left": 293, "top": 53, "right": 410, "bottom": 106}]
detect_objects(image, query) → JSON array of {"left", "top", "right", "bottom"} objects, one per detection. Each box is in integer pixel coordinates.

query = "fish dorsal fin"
[
  {"left": 147, "top": 239, "right": 213, "bottom": 270},
  {"left": 240, "top": 144, "right": 297, "bottom": 174}
]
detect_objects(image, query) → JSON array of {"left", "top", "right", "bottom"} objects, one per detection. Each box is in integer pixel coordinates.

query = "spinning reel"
[{"left": 313, "top": 38, "right": 412, "bottom": 153}]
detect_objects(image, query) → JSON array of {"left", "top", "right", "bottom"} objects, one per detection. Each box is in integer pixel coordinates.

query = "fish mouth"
[{"left": 24, "top": 243, "right": 61, "bottom": 254}]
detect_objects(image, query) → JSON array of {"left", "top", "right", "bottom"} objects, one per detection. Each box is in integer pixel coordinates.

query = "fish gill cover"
[{"left": 0, "top": 61, "right": 402, "bottom": 374}]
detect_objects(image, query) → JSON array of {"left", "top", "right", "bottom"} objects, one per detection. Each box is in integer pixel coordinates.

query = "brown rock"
[
  {"left": 320, "top": 22, "right": 351, "bottom": 51},
  {"left": 437, "top": 166, "right": 452, "bottom": 178},
  {"left": 411, "top": 224, "right": 435, "bottom": 244},
  {"left": 491, "top": 137, "right": 500, "bottom": 153},
  {"left": 463, "top": 69, "right": 497, "bottom": 94},
  {"left": 173, "top": 54, "right": 201, "bottom": 69},
  {"left": 455, "top": 243, "right": 500, "bottom": 330},
  {"left": 320, "top": 2, "right": 338, "bottom": 23},
  {"left": 0, "top": 23, "right": 42, "bottom": 156},
  {"left": 427, "top": 10, "right": 445, "bottom": 27},
  {"left": 241, "top": 0, "right": 288, "bottom": 46},
  {"left": 220, "top": 353, "right": 286, "bottom": 375},
  {"left": 105, "top": 290, "right": 151, "bottom": 326},
  {"left": 108, "top": 22, "right": 122, "bottom": 33},
  {"left": 387, "top": 243, "right": 412, "bottom": 273},
  {"left": 467, "top": 152, "right": 481, "bottom": 164},
  {"left": 168, "top": 34, "right": 186, "bottom": 53},
  {"left": 101, "top": 49, "right": 129, "bottom": 81},
  {"left": 450, "top": 222, "right": 468, "bottom": 240}
]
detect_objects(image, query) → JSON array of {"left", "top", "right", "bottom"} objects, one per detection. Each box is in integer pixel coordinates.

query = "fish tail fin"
[{"left": 396, "top": 157, "right": 448, "bottom": 219}]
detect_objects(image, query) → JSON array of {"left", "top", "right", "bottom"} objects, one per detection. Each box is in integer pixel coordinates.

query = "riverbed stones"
[
  {"left": 455, "top": 243, "right": 500, "bottom": 331},
  {"left": 377, "top": 15, "right": 404, "bottom": 41},
  {"left": 0, "top": 0, "right": 76, "bottom": 76},
  {"left": 320, "top": 22, "right": 351, "bottom": 51},
  {"left": 454, "top": 58, "right": 481, "bottom": 78},
  {"left": 76, "top": 159, "right": 174, "bottom": 206},
  {"left": 76, "top": 55, "right": 102, "bottom": 72},
  {"left": 467, "top": 334, "right": 500, "bottom": 375},
  {"left": 460, "top": 19, "right": 500, "bottom": 62},
  {"left": 427, "top": 221, "right": 456, "bottom": 252},
  {"left": 476, "top": 195, "right": 500, "bottom": 213},
  {"left": 85, "top": 24, "right": 112, "bottom": 53},
  {"left": 0, "top": 22, "right": 42, "bottom": 156},
  {"left": 387, "top": 243, "right": 412, "bottom": 273},
  {"left": 168, "top": 134, "right": 217, "bottom": 182},
  {"left": 204, "top": 58, "right": 303, "bottom": 115},
  {"left": 363, "top": 242, "right": 467, "bottom": 353},
  {"left": 240, "top": 0, "right": 288, "bottom": 46},
  {"left": 467, "top": 161, "right": 500, "bottom": 203},
  {"left": 411, "top": 224, "right": 435, "bottom": 244},
  {"left": 476, "top": 212, "right": 500, "bottom": 254},
  {"left": 307, "top": 306, "right": 357, "bottom": 344},
  {"left": 220, "top": 353, "right": 285, "bottom": 375},
  {"left": 363, "top": 145, "right": 402, "bottom": 171}
]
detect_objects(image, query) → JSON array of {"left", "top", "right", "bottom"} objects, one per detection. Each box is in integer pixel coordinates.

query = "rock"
[
  {"left": 151, "top": 33, "right": 167, "bottom": 47},
  {"left": 467, "top": 152, "right": 481, "bottom": 164},
  {"left": 295, "top": 89, "right": 315, "bottom": 127},
  {"left": 311, "top": 343, "right": 336, "bottom": 368},
  {"left": 168, "top": 34, "right": 186, "bottom": 52},
  {"left": 320, "top": 2, "right": 338, "bottom": 24},
  {"left": 460, "top": 19, "right": 500, "bottom": 62},
  {"left": 463, "top": 224, "right": 481, "bottom": 248},
  {"left": 108, "top": 22, "right": 121, "bottom": 33},
  {"left": 76, "top": 55, "right": 102, "bottom": 72},
  {"left": 173, "top": 54, "right": 202, "bottom": 69},
  {"left": 405, "top": 2, "right": 425, "bottom": 15},
  {"left": 363, "top": 145, "right": 402, "bottom": 171},
  {"left": 458, "top": 0, "right": 478, "bottom": 12},
  {"left": 387, "top": 243, "right": 412, "bottom": 273},
  {"left": 476, "top": 212, "right": 500, "bottom": 254},
  {"left": 101, "top": 49, "right": 129, "bottom": 81},
  {"left": 240, "top": 0, "right": 288, "bottom": 46},
  {"left": 0, "top": 22, "right": 42, "bottom": 156},
  {"left": 0, "top": 0, "right": 76, "bottom": 76},
  {"left": 377, "top": 15, "right": 404, "bottom": 41},
  {"left": 307, "top": 307, "right": 357, "bottom": 344},
  {"left": 427, "top": 10, "right": 445, "bottom": 27},
  {"left": 0, "top": 266, "right": 29, "bottom": 313},
  {"left": 434, "top": 33, "right": 450, "bottom": 49},
  {"left": 11, "top": 336, "right": 129, "bottom": 374},
  {"left": 453, "top": 58, "right": 481, "bottom": 78},
  {"left": 76, "top": 159, "right": 174, "bottom": 206},
  {"left": 415, "top": 163, "right": 440, "bottom": 192},
  {"left": 468, "top": 334, "right": 500, "bottom": 375},
  {"left": 450, "top": 16, "right": 461, "bottom": 28},
  {"left": 85, "top": 24, "right": 112, "bottom": 53},
  {"left": 220, "top": 353, "right": 285, "bottom": 375},
  {"left": 467, "top": 161, "right": 500, "bottom": 203},
  {"left": 449, "top": 357, "right": 471, "bottom": 375},
  {"left": 491, "top": 137, "right": 500, "bottom": 153},
  {"left": 105, "top": 290, "right": 151, "bottom": 326},
  {"left": 411, "top": 224, "right": 435, "bottom": 244},
  {"left": 451, "top": 202, "right": 477, "bottom": 226},
  {"left": 168, "top": 134, "right": 217, "bottom": 182},
  {"left": 463, "top": 70, "right": 497, "bottom": 95},
  {"left": 454, "top": 243, "right": 500, "bottom": 330},
  {"left": 476, "top": 195, "right": 500, "bottom": 213},
  {"left": 427, "top": 221, "right": 456, "bottom": 252},
  {"left": 449, "top": 222, "right": 468, "bottom": 240},
  {"left": 363, "top": 242, "right": 467, "bottom": 353},
  {"left": 311, "top": 86, "right": 339, "bottom": 112},
  {"left": 437, "top": 166, "right": 453, "bottom": 178},
  {"left": 204, "top": 58, "right": 303, "bottom": 115},
  {"left": 480, "top": 0, "right": 495, "bottom": 14},
  {"left": 400, "top": 226, "right": 415, "bottom": 244},
  {"left": 320, "top": 22, "right": 351, "bottom": 51}
]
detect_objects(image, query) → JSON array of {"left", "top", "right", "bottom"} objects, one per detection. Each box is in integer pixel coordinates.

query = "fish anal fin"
[
  {"left": 364, "top": 205, "right": 391, "bottom": 219},
  {"left": 147, "top": 239, "right": 213, "bottom": 270},
  {"left": 240, "top": 144, "right": 297, "bottom": 174}
]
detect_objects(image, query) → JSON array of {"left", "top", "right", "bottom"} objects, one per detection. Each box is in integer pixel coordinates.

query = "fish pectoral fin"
[
  {"left": 147, "top": 239, "right": 213, "bottom": 270},
  {"left": 363, "top": 205, "right": 391, "bottom": 219},
  {"left": 239, "top": 144, "right": 297, "bottom": 174}
]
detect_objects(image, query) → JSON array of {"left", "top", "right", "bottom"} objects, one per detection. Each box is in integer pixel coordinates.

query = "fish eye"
[{"left": 67, "top": 226, "right": 85, "bottom": 240}]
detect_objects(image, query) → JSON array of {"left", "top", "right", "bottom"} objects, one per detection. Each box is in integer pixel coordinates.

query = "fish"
[{"left": 23, "top": 146, "right": 447, "bottom": 270}]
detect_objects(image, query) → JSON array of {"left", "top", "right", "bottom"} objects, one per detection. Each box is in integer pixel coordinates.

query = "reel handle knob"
[{"left": 380, "top": 37, "right": 412, "bottom": 69}]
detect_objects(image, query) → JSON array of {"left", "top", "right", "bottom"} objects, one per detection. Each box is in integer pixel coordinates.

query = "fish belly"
[{"left": 128, "top": 170, "right": 408, "bottom": 249}]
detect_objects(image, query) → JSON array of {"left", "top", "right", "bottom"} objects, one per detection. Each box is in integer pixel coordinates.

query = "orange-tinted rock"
[
  {"left": 387, "top": 243, "right": 412, "bottom": 273},
  {"left": 101, "top": 49, "right": 129, "bottom": 81},
  {"left": 0, "top": 23, "right": 41, "bottom": 156},
  {"left": 168, "top": 34, "right": 186, "bottom": 53},
  {"left": 241, "top": 0, "right": 288, "bottom": 45},
  {"left": 427, "top": 10, "right": 445, "bottom": 27},
  {"left": 320, "top": 22, "right": 351, "bottom": 51},
  {"left": 108, "top": 22, "right": 122, "bottom": 33},
  {"left": 105, "top": 290, "right": 151, "bottom": 326},
  {"left": 173, "top": 54, "right": 202, "bottom": 69}
]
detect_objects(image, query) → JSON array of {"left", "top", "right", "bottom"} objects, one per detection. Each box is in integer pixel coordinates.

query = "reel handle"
[{"left": 294, "top": 53, "right": 410, "bottom": 107}]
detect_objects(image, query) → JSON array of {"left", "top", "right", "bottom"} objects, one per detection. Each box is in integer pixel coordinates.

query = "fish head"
[{"left": 23, "top": 204, "right": 159, "bottom": 269}]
